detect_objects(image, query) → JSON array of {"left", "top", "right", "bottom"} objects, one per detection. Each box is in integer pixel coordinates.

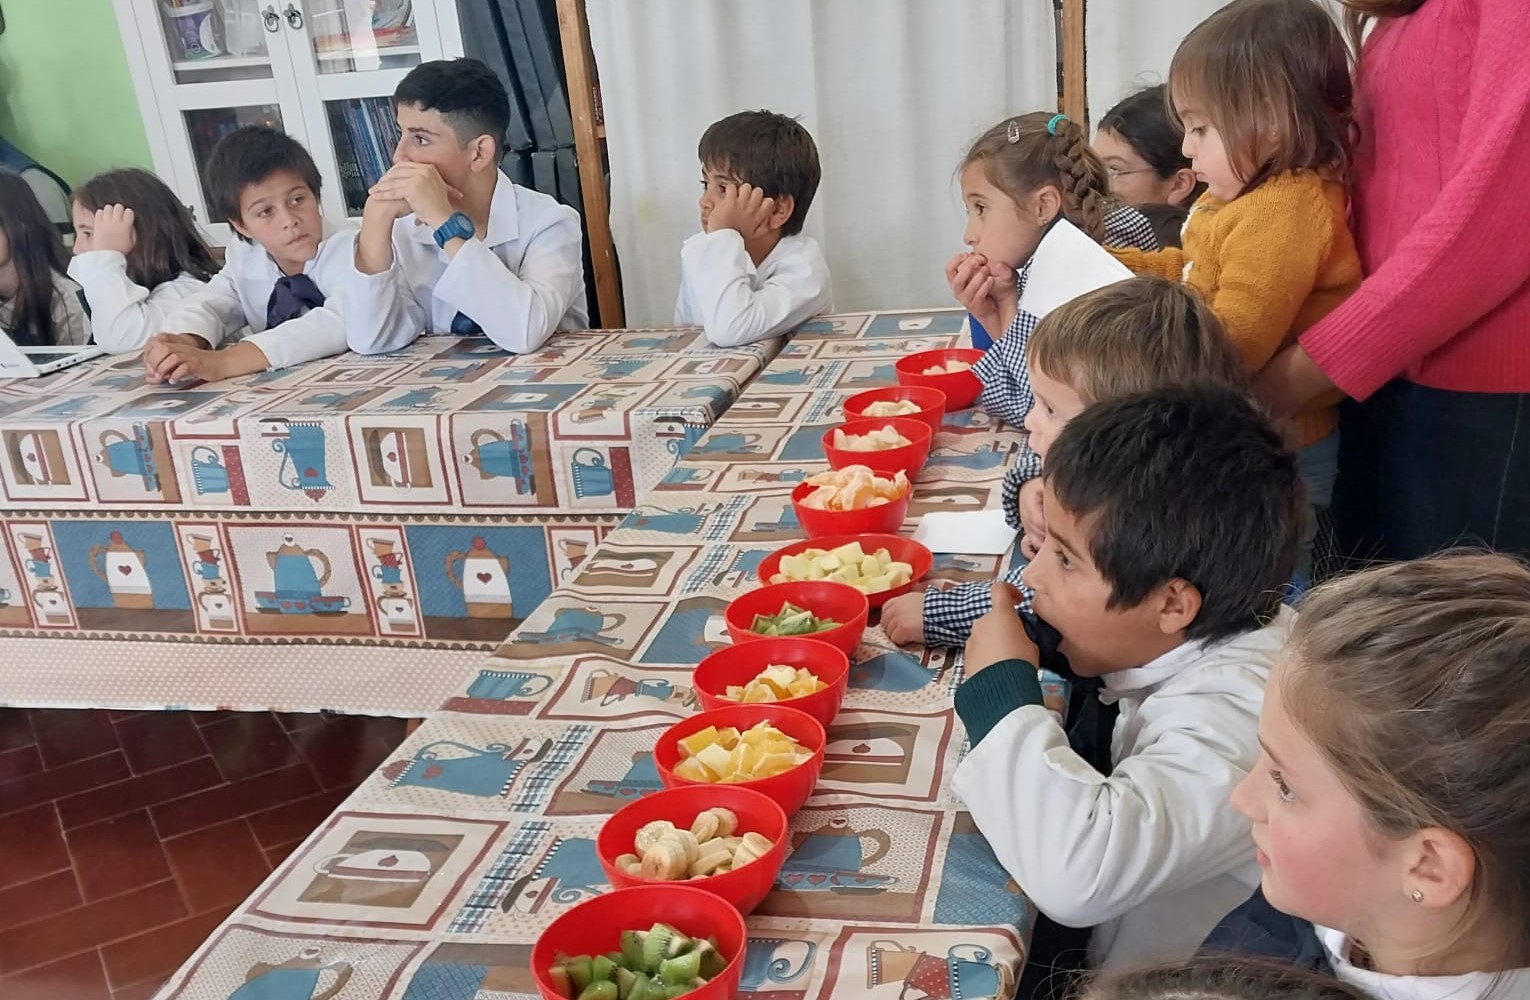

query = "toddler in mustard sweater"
[{"left": 1110, "top": 0, "right": 1361, "bottom": 583}]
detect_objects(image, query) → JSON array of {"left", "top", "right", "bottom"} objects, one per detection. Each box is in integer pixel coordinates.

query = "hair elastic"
[{"left": 1047, "top": 113, "right": 1070, "bottom": 136}]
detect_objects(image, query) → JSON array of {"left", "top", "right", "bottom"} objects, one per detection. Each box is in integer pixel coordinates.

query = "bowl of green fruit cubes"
[
  {"left": 532, "top": 887, "right": 745, "bottom": 1000},
  {"left": 723, "top": 581, "right": 868, "bottom": 654}
]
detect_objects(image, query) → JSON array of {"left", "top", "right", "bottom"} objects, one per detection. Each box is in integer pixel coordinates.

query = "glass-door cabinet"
[{"left": 112, "top": 0, "right": 463, "bottom": 244}]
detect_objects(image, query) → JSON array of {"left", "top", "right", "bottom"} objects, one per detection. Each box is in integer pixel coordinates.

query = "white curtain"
[
  {"left": 587, "top": 1, "right": 1057, "bottom": 326},
  {"left": 1084, "top": 0, "right": 1227, "bottom": 126}
]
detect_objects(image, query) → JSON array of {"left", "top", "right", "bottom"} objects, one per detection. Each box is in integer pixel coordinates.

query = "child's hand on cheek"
[
  {"left": 964, "top": 582, "right": 1040, "bottom": 676},
  {"left": 1018, "top": 479, "right": 1046, "bottom": 560},
  {"left": 706, "top": 183, "right": 776, "bottom": 241},
  {"left": 369, "top": 163, "right": 462, "bottom": 230},
  {"left": 91, "top": 205, "right": 136, "bottom": 255}
]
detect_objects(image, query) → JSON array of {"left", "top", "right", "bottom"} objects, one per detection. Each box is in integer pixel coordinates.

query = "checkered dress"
[{"left": 927, "top": 205, "right": 1157, "bottom": 648}]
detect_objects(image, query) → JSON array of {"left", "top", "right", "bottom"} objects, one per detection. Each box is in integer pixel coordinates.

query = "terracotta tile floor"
[{"left": 0, "top": 708, "right": 409, "bottom": 1000}]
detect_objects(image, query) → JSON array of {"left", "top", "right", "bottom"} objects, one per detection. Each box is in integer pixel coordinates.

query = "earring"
[{"left": 1411, "top": 889, "right": 1424, "bottom": 903}]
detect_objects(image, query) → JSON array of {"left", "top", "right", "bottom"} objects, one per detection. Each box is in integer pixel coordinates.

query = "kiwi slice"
[
  {"left": 569, "top": 956, "right": 595, "bottom": 993},
  {"left": 695, "top": 939, "right": 726, "bottom": 980},
  {"left": 642, "top": 979, "right": 675, "bottom": 1000},
  {"left": 548, "top": 964, "right": 574, "bottom": 999},
  {"left": 664, "top": 930, "right": 693, "bottom": 959},
  {"left": 641, "top": 925, "right": 672, "bottom": 974},
  {"left": 592, "top": 955, "right": 617, "bottom": 983},
  {"left": 659, "top": 948, "right": 702, "bottom": 986},
  {"left": 620, "top": 929, "right": 646, "bottom": 969},
  {"left": 577, "top": 982, "right": 618, "bottom": 1000}
]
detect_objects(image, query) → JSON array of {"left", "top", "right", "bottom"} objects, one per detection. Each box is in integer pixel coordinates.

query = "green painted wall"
[{"left": 0, "top": 0, "right": 154, "bottom": 185}]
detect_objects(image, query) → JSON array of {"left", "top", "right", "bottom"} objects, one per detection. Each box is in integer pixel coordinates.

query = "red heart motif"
[
  {"left": 476, "top": 572, "right": 492, "bottom": 583},
  {"left": 852, "top": 743, "right": 872, "bottom": 754},
  {"left": 386, "top": 451, "right": 397, "bottom": 462},
  {"left": 26, "top": 453, "right": 36, "bottom": 462},
  {"left": 304, "top": 467, "right": 319, "bottom": 478},
  {"left": 117, "top": 565, "right": 132, "bottom": 575},
  {"left": 422, "top": 763, "right": 444, "bottom": 779},
  {"left": 378, "top": 854, "right": 399, "bottom": 868},
  {"left": 807, "top": 874, "right": 828, "bottom": 885}
]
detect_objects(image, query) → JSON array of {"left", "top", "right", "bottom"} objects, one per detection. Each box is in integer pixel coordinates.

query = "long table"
[
  {"left": 0, "top": 329, "right": 778, "bottom": 715},
  {"left": 153, "top": 309, "right": 1040, "bottom": 1000}
]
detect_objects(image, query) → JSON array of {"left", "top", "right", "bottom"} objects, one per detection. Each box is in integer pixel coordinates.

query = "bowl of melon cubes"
[
  {"left": 758, "top": 533, "right": 932, "bottom": 609},
  {"left": 654, "top": 704, "right": 826, "bottom": 815}
]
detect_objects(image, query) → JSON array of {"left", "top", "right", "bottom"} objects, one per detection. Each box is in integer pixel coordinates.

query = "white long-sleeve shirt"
[
  {"left": 159, "top": 224, "right": 357, "bottom": 370},
  {"left": 343, "top": 170, "right": 588, "bottom": 355},
  {"left": 67, "top": 251, "right": 208, "bottom": 354},
  {"left": 952, "top": 607, "right": 1295, "bottom": 970},
  {"left": 1318, "top": 927, "right": 1530, "bottom": 999},
  {"left": 674, "top": 229, "right": 832, "bottom": 347}
]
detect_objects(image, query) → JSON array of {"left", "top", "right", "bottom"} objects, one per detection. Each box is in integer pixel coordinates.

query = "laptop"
[{"left": 0, "top": 327, "right": 105, "bottom": 379}]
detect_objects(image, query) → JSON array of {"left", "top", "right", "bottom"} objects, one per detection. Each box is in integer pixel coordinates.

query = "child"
[
  {"left": 953, "top": 385, "right": 1304, "bottom": 992},
  {"left": 346, "top": 58, "right": 588, "bottom": 355},
  {"left": 1095, "top": 85, "right": 1204, "bottom": 236},
  {"left": 68, "top": 167, "right": 217, "bottom": 354},
  {"left": 952, "top": 111, "right": 1157, "bottom": 372},
  {"left": 0, "top": 169, "right": 90, "bottom": 346},
  {"left": 675, "top": 109, "right": 832, "bottom": 346},
  {"left": 1204, "top": 553, "right": 1530, "bottom": 998},
  {"left": 1083, "top": 957, "right": 1371, "bottom": 1000},
  {"left": 142, "top": 126, "right": 355, "bottom": 384},
  {"left": 1109, "top": 0, "right": 1361, "bottom": 580},
  {"left": 881, "top": 278, "right": 1245, "bottom": 648}
]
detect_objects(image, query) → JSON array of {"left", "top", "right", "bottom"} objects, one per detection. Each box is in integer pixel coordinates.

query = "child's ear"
[
  {"left": 1031, "top": 185, "right": 1064, "bottom": 227},
  {"left": 229, "top": 218, "right": 253, "bottom": 242},
  {"left": 1155, "top": 578, "right": 1202, "bottom": 637},
  {"left": 1406, "top": 827, "right": 1477, "bottom": 911},
  {"left": 468, "top": 135, "right": 498, "bottom": 172},
  {"left": 767, "top": 193, "right": 796, "bottom": 233},
  {"left": 1167, "top": 167, "right": 1199, "bottom": 205}
]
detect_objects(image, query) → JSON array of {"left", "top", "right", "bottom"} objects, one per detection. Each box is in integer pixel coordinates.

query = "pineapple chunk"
[{"left": 678, "top": 726, "right": 720, "bottom": 759}]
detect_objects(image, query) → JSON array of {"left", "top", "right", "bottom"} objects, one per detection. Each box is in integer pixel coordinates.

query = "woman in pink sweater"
[{"left": 1255, "top": 0, "right": 1530, "bottom": 563}]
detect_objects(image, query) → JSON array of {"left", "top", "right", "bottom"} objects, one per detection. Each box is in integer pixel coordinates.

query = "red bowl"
[
  {"left": 896, "top": 348, "right": 985, "bottom": 409},
  {"left": 654, "top": 704, "right": 826, "bottom": 816},
  {"left": 842, "top": 385, "right": 947, "bottom": 435},
  {"left": 821, "top": 417, "right": 932, "bottom": 478},
  {"left": 596, "top": 785, "right": 788, "bottom": 914},
  {"left": 530, "top": 883, "right": 747, "bottom": 1000},
  {"left": 724, "top": 581, "right": 868, "bottom": 655},
  {"left": 692, "top": 636, "right": 850, "bottom": 727},
  {"left": 791, "top": 476, "right": 911, "bottom": 537},
  {"left": 756, "top": 532, "right": 934, "bottom": 609}
]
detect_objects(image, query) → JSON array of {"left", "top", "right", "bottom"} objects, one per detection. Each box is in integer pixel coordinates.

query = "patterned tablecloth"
[
  {"left": 154, "top": 309, "right": 1041, "bottom": 1000},
  {"left": 0, "top": 329, "right": 778, "bottom": 715}
]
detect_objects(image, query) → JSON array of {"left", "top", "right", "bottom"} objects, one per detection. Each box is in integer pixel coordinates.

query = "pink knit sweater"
[{"left": 1300, "top": 0, "right": 1530, "bottom": 399}]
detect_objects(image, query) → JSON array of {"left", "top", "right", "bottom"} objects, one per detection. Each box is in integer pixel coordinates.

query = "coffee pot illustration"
[
  {"left": 255, "top": 535, "right": 350, "bottom": 615},
  {"left": 88, "top": 531, "right": 153, "bottom": 609},
  {"left": 228, "top": 947, "right": 353, "bottom": 1000},
  {"left": 777, "top": 816, "right": 896, "bottom": 893},
  {"left": 95, "top": 425, "right": 159, "bottom": 491},
  {"left": 376, "top": 593, "right": 418, "bottom": 633},
  {"left": 463, "top": 423, "right": 535, "bottom": 493},
  {"left": 198, "top": 587, "right": 236, "bottom": 629},
  {"left": 30, "top": 586, "right": 70, "bottom": 625},
  {"left": 518, "top": 605, "right": 626, "bottom": 645},
  {"left": 444, "top": 536, "right": 513, "bottom": 619}
]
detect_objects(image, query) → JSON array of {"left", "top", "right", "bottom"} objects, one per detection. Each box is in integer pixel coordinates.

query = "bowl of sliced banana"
[{"left": 595, "top": 784, "right": 790, "bottom": 915}]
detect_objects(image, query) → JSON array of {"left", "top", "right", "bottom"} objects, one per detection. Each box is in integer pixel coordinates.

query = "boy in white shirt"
[
  {"left": 952, "top": 385, "right": 1304, "bottom": 997},
  {"left": 142, "top": 127, "right": 355, "bottom": 384},
  {"left": 346, "top": 58, "right": 588, "bottom": 355},
  {"left": 676, "top": 110, "right": 832, "bottom": 346}
]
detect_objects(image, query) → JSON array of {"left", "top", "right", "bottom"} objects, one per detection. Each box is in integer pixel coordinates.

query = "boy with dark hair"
[
  {"left": 143, "top": 126, "right": 355, "bottom": 383},
  {"left": 676, "top": 109, "right": 831, "bottom": 346},
  {"left": 347, "top": 58, "right": 587, "bottom": 355},
  {"left": 953, "top": 384, "right": 1304, "bottom": 987}
]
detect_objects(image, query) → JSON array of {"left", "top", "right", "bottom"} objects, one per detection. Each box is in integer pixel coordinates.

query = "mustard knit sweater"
[{"left": 1111, "top": 170, "right": 1361, "bottom": 448}]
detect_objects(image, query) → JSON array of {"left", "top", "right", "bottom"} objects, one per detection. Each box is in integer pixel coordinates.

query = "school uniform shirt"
[
  {"left": 67, "top": 251, "right": 208, "bottom": 354},
  {"left": 0, "top": 271, "right": 91, "bottom": 346},
  {"left": 344, "top": 170, "right": 588, "bottom": 356},
  {"left": 160, "top": 223, "right": 357, "bottom": 370},
  {"left": 674, "top": 229, "right": 833, "bottom": 347},
  {"left": 952, "top": 606, "right": 1294, "bottom": 970},
  {"left": 1317, "top": 927, "right": 1530, "bottom": 1000}
]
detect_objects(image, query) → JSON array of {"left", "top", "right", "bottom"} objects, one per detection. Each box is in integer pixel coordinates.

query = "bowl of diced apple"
[
  {"left": 756, "top": 533, "right": 933, "bottom": 609},
  {"left": 692, "top": 636, "right": 850, "bottom": 726},
  {"left": 653, "top": 704, "right": 827, "bottom": 816},
  {"left": 896, "top": 348, "right": 985, "bottom": 409},
  {"left": 842, "top": 385, "right": 947, "bottom": 435},
  {"left": 821, "top": 417, "right": 932, "bottom": 478}
]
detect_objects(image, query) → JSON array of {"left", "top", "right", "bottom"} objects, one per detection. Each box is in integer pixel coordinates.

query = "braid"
[{"left": 1053, "top": 123, "right": 1108, "bottom": 242}]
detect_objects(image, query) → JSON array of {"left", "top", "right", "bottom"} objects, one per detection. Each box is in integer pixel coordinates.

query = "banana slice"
[
  {"left": 667, "top": 829, "right": 700, "bottom": 869},
  {"left": 742, "top": 831, "right": 773, "bottom": 857},
  {"left": 689, "top": 811, "right": 720, "bottom": 842},
  {"left": 640, "top": 837, "right": 689, "bottom": 880},
  {"left": 691, "top": 841, "right": 734, "bottom": 877},
  {"left": 709, "top": 807, "right": 739, "bottom": 838},
  {"left": 615, "top": 852, "right": 641, "bottom": 875}
]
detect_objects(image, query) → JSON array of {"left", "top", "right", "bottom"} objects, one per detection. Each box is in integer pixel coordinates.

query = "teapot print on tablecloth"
[
  {"left": 226, "top": 947, "right": 353, "bottom": 1000},
  {"left": 255, "top": 536, "right": 350, "bottom": 616},
  {"left": 445, "top": 536, "right": 513, "bottom": 619}
]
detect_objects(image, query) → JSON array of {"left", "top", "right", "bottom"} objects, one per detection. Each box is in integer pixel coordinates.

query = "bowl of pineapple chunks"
[
  {"left": 654, "top": 704, "right": 826, "bottom": 815},
  {"left": 896, "top": 348, "right": 985, "bottom": 409},
  {"left": 758, "top": 534, "right": 933, "bottom": 609},
  {"left": 693, "top": 636, "right": 849, "bottom": 726},
  {"left": 723, "top": 581, "right": 868, "bottom": 654},
  {"left": 842, "top": 385, "right": 947, "bottom": 434},
  {"left": 530, "top": 885, "right": 746, "bottom": 1000},
  {"left": 791, "top": 465, "right": 911, "bottom": 537},
  {"left": 821, "top": 416, "right": 932, "bottom": 477}
]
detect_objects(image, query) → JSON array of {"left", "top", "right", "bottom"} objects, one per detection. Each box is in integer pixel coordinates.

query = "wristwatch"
[{"left": 432, "top": 211, "right": 475, "bottom": 248}]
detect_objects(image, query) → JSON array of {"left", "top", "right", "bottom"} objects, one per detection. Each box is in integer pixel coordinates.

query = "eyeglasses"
[{"left": 1106, "top": 166, "right": 1158, "bottom": 180}]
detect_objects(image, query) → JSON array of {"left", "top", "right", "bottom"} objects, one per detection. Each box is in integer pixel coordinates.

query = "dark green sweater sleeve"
[{"left": 954, "top": 658, "right": 1045, "bottom": 746}]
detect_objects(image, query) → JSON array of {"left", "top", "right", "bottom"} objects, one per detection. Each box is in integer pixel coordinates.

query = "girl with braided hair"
[
  {"left": 1110, "top": 0, "right": 1361, "bottom": 584},
  {"left": 952, "top": 111, "right": 1157, "bottom": 425}
]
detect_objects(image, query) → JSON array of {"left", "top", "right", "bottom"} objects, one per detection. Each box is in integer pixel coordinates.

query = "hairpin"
[
  {"left": 1006, "top": 119, "right": 1021, "bottom": 144},
  {"left": 1047, "top": 113, "right": 1069, "bottom": 136}
]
